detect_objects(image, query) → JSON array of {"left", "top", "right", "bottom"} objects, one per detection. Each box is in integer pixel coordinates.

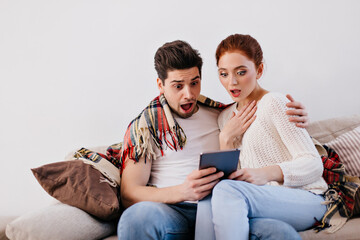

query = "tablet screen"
[{"left": 199, "top": 149, "right": 240, "bottom": 179}]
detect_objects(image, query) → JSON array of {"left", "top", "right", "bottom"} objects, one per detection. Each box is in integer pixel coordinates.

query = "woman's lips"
[
  {"left": 230, "top": 90, "right": 241, "bottom": 97},
  {"left": 180, "top": 103, "right": 194, "bottom": 113}
]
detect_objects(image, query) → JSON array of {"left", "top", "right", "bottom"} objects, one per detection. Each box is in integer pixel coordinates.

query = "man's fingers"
[
  {"left": 198, "top": 190, "right": 212, "bottom": 200},
  {"left": 289, "top": 116, "right": 308, "bottom": 123},
  {"left": 286, "top": 109, "right": 307, "bottom": 116},
  {"left": 191, "top": 171, "right": 223, "bottom": 189},
  {"left": 286, "top": 101, "right": 305, "bottom": 110},
  {"left": 296, "top": 122, "right": 308, "bottom": 128},
  {"left": 199, "top": 171, "right": 223, "bottom": 184},
  {"left": 286, "top": 94, "right": 295, "bottom": 102},
  {"left": 196, "top": 179, "right": 220, "bottom": 193},
  {"left": 195, "top": 167, "right": 217, "bottom": 178}
]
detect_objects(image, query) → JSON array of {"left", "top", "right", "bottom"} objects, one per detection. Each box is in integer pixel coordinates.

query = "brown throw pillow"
[{"left": 31, "top": 160, "right": 121, "bottom": 221}]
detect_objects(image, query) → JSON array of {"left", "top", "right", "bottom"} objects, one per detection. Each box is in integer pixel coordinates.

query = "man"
[{"left": 117, "top": 40, "right": 307, "bottom": 239}]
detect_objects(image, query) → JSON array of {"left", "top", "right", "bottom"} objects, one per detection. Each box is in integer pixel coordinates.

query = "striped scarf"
[{"left": 120, "top": 94, "right": 227, "bottom": 167}]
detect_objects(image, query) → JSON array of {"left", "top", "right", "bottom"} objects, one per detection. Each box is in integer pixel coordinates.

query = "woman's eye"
[
  {"left": 220, "top": 72, "right": 227, "bottom": 77},
  {"left": 237, "top": 71, "right": 246, "bottom": 76}
]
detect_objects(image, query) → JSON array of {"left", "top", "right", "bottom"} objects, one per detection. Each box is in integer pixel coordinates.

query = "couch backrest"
[{"left": 307, "top": 114, "right": 360, "bottom": 144}]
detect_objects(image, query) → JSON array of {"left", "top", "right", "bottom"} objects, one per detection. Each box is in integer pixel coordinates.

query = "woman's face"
[{"left": 218, "top": 51, "right": 262, "bottom": 103}]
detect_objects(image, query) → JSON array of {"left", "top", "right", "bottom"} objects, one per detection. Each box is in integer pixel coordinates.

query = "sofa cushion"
[
  {"left": 325, "top": 126, "right": 360, "bottom": 177},
  {"left": 0, "top": 217, "right": 16, "bottom": 240},
  {"left": 299, "top": 217, "right": 360, "bottom": 240},
  {"left": 31, "top": 160, "right": 121, "bottom": 220},
  {"left": 5, "top": 202, "right": 115, "bottom": 240},
  {"left": 306, "top": 114, "right": 360, "bottom": 144}
]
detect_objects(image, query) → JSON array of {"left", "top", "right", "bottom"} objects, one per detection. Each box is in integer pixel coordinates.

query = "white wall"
[{"left": 1, "top": 0, "right": 359, "bottom": 216}]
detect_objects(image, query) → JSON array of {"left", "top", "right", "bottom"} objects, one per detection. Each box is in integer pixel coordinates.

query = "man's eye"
[
  {"left": 191, "top": 81, "right": 199, "bottom": 86},
  {"left": 237, "top": 71, "right": 246, "bottom": 76},
  {"left": 220, "top": 72, "right": 227, "bottom": 77},
  {"left": 174, "top": 85, "right": 182, "bottom": 89}
]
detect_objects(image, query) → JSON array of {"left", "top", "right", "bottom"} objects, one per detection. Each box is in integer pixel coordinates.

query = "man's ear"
[
  {"left": 157, "top": 78, "right": 165, "bottom": 94},
  {"left": 256, "top": 63, "right": 264, "bottom": 80}
]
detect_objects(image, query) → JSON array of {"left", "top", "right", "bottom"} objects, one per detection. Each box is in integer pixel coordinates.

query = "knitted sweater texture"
[{"left": 218, "top": 92, "right": 328, "bottom": 194}]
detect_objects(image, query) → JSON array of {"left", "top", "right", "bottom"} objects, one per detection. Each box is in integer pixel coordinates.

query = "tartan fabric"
[
  {"left": 120, "top": 94, "right": 227, "bottom": 166},
  {"left": 315, "top": 145, "right": 360, "bottom": 232},
  {"left": 74, "top": 143, "right": 123, "bottom": 169}
]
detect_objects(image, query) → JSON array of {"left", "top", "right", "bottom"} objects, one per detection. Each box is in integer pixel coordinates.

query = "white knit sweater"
[{"left": 218, "top": 92, "right": 328, "bottom": 194}]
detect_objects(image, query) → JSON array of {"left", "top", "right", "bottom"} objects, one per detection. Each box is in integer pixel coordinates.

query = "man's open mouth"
[{"left": 180, "top": 103, "right": 194, "bottom": 112}]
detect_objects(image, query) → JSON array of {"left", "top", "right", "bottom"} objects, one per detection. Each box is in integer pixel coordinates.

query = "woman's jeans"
[
  {"left": 195, "top": 180, "right": 327, "bottom": 240},
  {"left": 117, "top": 189, "right": 321, "bottom": 240}
]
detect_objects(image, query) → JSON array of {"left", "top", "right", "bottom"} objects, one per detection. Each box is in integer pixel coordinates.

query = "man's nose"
[{"left": 183, "top": 86, "right": 195, "bottom": 100}]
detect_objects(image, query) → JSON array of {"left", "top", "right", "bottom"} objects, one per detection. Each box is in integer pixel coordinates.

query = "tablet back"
[{"left": 199, "top": 149, "right": 240, "bottom": 178}]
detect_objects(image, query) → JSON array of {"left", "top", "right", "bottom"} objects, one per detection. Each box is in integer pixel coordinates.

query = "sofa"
[{"left": 1, "top": 114, "right": 360, "bottom": 240}]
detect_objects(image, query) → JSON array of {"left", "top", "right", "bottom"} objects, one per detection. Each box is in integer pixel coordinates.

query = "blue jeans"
[
  {"left": 118, "top": 199, "right": 307, "bottom": 240},
  {"left": 207, "top": 180, "right": 326, "bottom": 240},
  {"left": 195, "top": 195, "right": 302, "bottom": 240},
  {"left": 117, "top": 201, "right": 197, "bottom": 240}
]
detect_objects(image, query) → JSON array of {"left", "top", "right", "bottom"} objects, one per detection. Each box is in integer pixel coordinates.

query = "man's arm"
[
  {"left": 120, "top": 157, "right": 224, "bottom": 209},
  {"left": 286, "top": 94, "right": 309, "bottom": 128}
]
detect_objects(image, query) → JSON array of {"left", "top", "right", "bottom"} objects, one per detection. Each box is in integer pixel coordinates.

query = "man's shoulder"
[
  {"left": 199, "top": 104, "right": 223, "bottom": 115},
  {"left": 217, "top": 103, "right": 236, "bottom": 130}
]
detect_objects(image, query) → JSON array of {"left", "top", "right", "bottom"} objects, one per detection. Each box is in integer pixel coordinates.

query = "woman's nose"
[{"left": 231, "top": 75, "right": 238, "bottom": 85}]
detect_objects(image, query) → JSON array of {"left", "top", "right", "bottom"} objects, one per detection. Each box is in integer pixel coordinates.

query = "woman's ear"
[
  {"left": 256, "top": 63, "right": 264, "bottom": 80},
  {"left": 157, "top": 78, "right": 165, "bottom": 94}
]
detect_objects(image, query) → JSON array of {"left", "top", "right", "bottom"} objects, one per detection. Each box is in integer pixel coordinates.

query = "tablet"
[{"left": 199, "top": 149, "right": 240, "bottom": 179}]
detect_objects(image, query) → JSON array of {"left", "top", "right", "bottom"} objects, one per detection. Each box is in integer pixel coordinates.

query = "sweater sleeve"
[{"left": 264, "top": 93, "right": 323, "bottom": 187}]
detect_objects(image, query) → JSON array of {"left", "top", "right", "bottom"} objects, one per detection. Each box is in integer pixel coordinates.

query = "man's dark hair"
[{"left": 154, "top": 40, "right": 203, "bottom": 84}]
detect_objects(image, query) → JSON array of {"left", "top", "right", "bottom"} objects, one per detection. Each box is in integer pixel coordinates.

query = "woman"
[{"left": 210, "top": 34, "right": 328, "bottom": 239}]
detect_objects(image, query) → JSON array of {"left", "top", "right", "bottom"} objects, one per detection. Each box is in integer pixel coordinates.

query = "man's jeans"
[
  {"left": 196, "top": 180, "right": 326, "bottom": 240},
  {"left": 117, "top": 198, "right": 308, "bottom": 239},
  {"left": 118, "top": 201, "right": 197, "bottom": 240}
]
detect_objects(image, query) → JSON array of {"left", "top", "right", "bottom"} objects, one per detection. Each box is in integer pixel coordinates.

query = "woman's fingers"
[
  {"left": 237, "top": 101, "right": 256, "bottom": 120},
  {"left": 242, "top": 105, "right": 257, "bottom": 123},
  {"left": 243, "top": 114, "right": 257, "bottom": 130},
  {"left": 228, "top": 169, "right": 243, "bottom": 180},
  {"left": 238, "top": 100, "right": 256, "bottom": 116}
]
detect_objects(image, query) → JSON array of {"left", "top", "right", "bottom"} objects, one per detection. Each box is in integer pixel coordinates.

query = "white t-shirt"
[
  {"left": 218, "top": 92, "right": 328, "bottom": 194},
  {"left": 148, "top": 105, "right": 221, "bottom": 188}
]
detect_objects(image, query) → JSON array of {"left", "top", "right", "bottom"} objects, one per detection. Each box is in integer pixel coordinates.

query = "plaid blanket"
[
  {"left": 74, "top": 94, "right": 226, "bottom": 172},
  {"left": 120, "top": 94, "right": 227, "bottom": 166},
  {"left": 74, "top": 143, "right": 123, "bottom": 169},
  {"left": 315, "top": 145, "right": 360, "bottom": 233}
]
